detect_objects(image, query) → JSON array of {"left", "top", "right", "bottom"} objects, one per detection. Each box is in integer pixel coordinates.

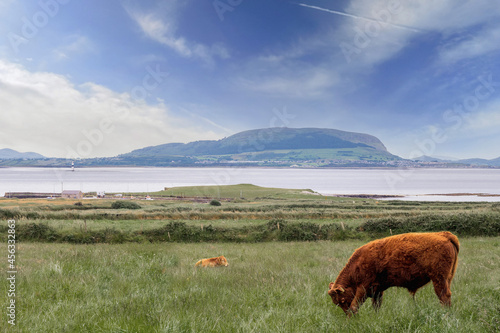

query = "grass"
[
  {"left": 4, "top": 238, "right": 500, "bottom": 332},
  {"left": 146, "top": 183, "right": 319, "bottom": 200},
  {"left": 210, "top": 147, "right": 398, "bottom": 163},
  {"left": 1, "top": 186, "right": 500, "bottom": 331},
  {"left": 1, "top": 188, "right": 498, "bottom": 243}
]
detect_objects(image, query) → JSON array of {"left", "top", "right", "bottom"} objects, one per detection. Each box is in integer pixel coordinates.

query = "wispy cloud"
[
  {"left": 237, "top": 65, "right": 338, "bottom": 99},
  {"left": 462, "top": 99, "right": 500, "bottom": 136},
  {"left": 438, "top": 24, "right": 500, "bottom": 65},
  {"left": 52, "top": 35, "right": 96, "bottom": 61},
  {"left": 125, "top": 5, "right": 229, "bottom": 65}
]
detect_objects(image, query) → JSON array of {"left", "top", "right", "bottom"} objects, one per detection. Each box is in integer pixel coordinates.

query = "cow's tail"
[
  {"left": 195, "top": 260, "right": 202, "bottom": 267},
  {"left": 443, "top": 232, "right": 460, "bottom": 281}
]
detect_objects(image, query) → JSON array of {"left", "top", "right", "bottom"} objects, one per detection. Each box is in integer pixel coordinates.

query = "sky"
[{"left": 0, "top": 0, "right": 499, "bottom": 160}]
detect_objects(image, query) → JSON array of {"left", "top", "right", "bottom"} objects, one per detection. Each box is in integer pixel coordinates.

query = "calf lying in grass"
[{"left": 195, "top": 255, "right": 229, "bottom": 267}]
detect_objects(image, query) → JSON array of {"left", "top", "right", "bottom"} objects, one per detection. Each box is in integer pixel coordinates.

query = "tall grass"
[
  {"left": 9, "top": 215, "right": 500, "bottom": 244},
  {"left": 5, "top": 238, "right": 500, "bottom": 332},
  {"left": 10, "top": 220, "right": 361, "bottom": 244}
]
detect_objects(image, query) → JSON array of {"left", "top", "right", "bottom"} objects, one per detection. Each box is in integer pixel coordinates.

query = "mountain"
[
  {"left": 411, "top": 155, "right": 447, "bottom": 162},
  {"left": 115, "top": 127, "right": 400, "bottom": 167},
  {"left": 0, "top": 128, "right": 497, "bottom": 168},
  {"left": 125, "top": 127, "right": 389, "bottom": 157},
  {"left": 458, "top": 157, "right": 500, "bottom": 167},
  {"left": 0, "top": 148, "right": 45, "bottom": 159}
]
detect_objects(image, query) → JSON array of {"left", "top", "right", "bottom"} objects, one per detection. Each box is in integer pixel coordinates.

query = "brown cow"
[
  {"left": 328, "top": 231, "right": 459, "bottom": 316},
  {"left": 195, "top": 255, "right": 229, "bottom": 267}
]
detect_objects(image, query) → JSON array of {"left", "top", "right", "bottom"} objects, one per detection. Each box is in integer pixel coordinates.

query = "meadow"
[
  {"left": 4, "top": 239, "right": 500, "bottom": 332},
  {"left": 1, "top": 184, "right": 500, "bottom": 332}
]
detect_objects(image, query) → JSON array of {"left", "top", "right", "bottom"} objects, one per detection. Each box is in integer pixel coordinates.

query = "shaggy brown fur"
[
  {"left": 194, "top": 255, "right": 229, "bottom": 267},
  {"left": 328, "top": 231, "right": 459, "bottom": 316}
]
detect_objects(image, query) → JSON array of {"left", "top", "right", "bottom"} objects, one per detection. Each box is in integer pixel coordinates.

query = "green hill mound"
[{"left": 123, "top": 127, "right": 390, "bottom": 157}]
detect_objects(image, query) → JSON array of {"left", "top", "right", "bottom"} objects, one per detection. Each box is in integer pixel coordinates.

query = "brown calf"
[{"left": 195, "top": 255, "right": 229, "bottom": 267}]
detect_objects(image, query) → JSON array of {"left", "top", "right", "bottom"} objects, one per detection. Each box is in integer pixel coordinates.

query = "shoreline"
[{"left": 2, "top": 167, "right": 500, "bottom": 202}]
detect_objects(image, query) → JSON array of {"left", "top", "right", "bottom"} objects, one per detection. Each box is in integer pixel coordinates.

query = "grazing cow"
[
  {"left": 195, "top": 255, "right": 229, "bottom": 267},
  {"left": 328, "top": 231, "right": 459, "bottom": 316}
]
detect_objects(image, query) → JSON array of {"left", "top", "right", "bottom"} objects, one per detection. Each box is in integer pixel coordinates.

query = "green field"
[
  {"left": 3, "top": 239, "right": 500, "bottom": 332},
  {"left": 1, "top": 185, "right": 500, "bottom": 332},
  {"left": 204, "top": 147, "right": 399, "bottom": 164}
]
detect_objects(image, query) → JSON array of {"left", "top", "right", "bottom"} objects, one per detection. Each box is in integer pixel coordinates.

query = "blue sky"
[{"left": 0, "top": 0, "right": 499, "bottom": 159}]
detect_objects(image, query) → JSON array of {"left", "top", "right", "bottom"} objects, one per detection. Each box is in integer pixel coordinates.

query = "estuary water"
[{"left": 1, "top": 167, "right": 499, "bottom": 201}]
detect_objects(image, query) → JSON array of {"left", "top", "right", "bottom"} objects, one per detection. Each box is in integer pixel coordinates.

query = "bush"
[
  {"left": 0, "top": 209, "right": 19, "bottom": 219},
  {"left": 111, "top": 201, "right": 141, "bottom": 209},
  {"left": 360, "top": 213, "right": 500, "bottom": 236},
  {"left": 9, "top": 220, "right": 364, "bottom": 244},
  {"left": 209, "top": 200, "right": 222, "bottom": 206},
  {"left": 18, "top": 223, "right": 59, "bottom": 241}
]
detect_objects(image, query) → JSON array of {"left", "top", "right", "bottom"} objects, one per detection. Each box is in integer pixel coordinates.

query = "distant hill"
[
  {"left": 2, "top": 128, "right": 495, "bottom": 168},
  {"left": 411, "top": 155, "right": 446, "bottom": 162},
  {"left": 0, "top": 148, "right": 45, "bottom": 159},
  {"left": 124, "top": 127, "right": 389, "bottom": 157},
  {"left": 412, "top": 155, "right": 500, "bottom": 167},
  {"left": 458, "top": 157, "right": 500, "bottom": 167},
  {"left": 110, "top": 127, "right": 401, "bottom": 167}
]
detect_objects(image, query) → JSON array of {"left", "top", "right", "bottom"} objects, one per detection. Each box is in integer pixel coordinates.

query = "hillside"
[
  {"left": 458, "top": 157, "right": 500, "bottom": 167},
  {"left": 0, "top": 148, "right": 45, "bottom": 159},
  {"left": 1, "top": 127, "right": 497, "bottom": 168},
  {"left": 124, "top": 127, "right": 389, "bottom": 157},
  {"left": 114, "top": 127, "right": 399, "bottom": 167},
  {"left": 412, "top": 155, "right": 500, "bottom": 167}
]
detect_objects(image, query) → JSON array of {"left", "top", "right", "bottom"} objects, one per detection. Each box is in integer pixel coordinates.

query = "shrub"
[
  {"left": 359, "top": 213, "right": 500, "bottom": 236},
  {"left": 209, "top": 200, "right": 222, "bottom": 206},
  {"left": 0, "top": 209, "right": 19, "bottom": 219},
  {"left": 111, "top": 201, "right": 141, "bottom": 209},
  {"left": 18, "top": 223, "right": 59, "bottom": 241},
  {"left": 278, "top": 222, "right": 321, "bottom": 241}
]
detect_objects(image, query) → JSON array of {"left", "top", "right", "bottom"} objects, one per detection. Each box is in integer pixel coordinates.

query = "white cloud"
[
  {"left": 462, "top": 99, "right": 500, "bottom": 136},
  {"left": 125, "top": 5, "right": 229, "bottom": 64},
  {"left": 52, "top": 35, "right": 96, "bottom": 61},
  {"left": 438, "top": 25, "right": 500, "bottom": 65},
  {"left": 331, "top": 0, "right": 500, "bottom": 67},
  {"left": 238, "top": 67, "right": 338, "bottom": 99},
  {"left": 0, "top": 60, "right": 221, "bottom": 158},
  {"left": 345, "top": 0, "right": 498, "bottom": 33}
]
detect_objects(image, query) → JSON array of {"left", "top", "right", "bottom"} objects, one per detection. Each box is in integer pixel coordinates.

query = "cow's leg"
[
  {"left": 408, "top": 289, "right": 417, "bottom": 301},
  {"left": 431, "top": 278, "right": 452, "bottom": 307},
  {"left": 372, "top": 291, "right": 383, "bottom": 311},
  {"left": 349, "top": 288, "right": 367, "bottom": 314}
]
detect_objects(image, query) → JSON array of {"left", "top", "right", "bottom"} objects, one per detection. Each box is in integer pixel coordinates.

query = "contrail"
[
  {"left": 298, "top": 3, "right": 423, "bottom": 33},
  {"left": 179, "top": 107, "right": 234, "bottom": 135}
]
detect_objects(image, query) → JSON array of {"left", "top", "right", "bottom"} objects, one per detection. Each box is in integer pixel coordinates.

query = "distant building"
[
  {"left": 4, "top": 192, "right": 61, "bottom": 199},
  {"left": 61, "top": 190, "right": 83, "bottom": 199}
]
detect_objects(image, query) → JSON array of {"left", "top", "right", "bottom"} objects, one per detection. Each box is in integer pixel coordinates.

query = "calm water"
[{"left": 1, "top": 167, "right": 500, "bottom": 201}]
